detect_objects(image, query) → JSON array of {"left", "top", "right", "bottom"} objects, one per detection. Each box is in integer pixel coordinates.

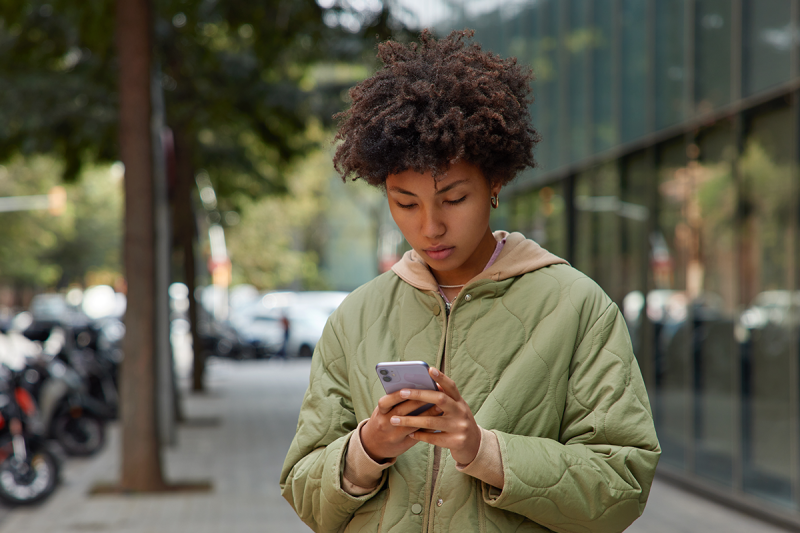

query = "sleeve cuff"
[
  {"left": 455, "top": 427, "right": 504, "bottom": 490},
  {"left": 342, "top": 419, "right": 395, "bottom": 496}
]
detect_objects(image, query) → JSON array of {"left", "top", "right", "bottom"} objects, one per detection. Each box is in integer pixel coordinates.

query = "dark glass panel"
[
  {"left": 695, "top": 0, "right": 732, "bottom": 113},
  {"left": 620, "top": 0, "right": 648, "bottom": 142},
  {"left": 592, "top": 0, "right": 616, "bottom": 152},
  {"left": 655, "top": 0, "right": 686, "bottom": 129},
  {"left": 621, "top": 152, "right": 656, "bottom": 393},
  {"left": 693, "top": 123, "right": 737, "bottom": 487},
  {"left": 743, "top": 0, "right": 792, "bottom": 97},
  {"left": 574, "top": 165, "right": 622, "bottom": 299},
  {"left": 568, "top": 0, "right": 590, "bottom": 162},
  {"left": 652, "top": 140, "right": 690, "bottom": 468},
  {"left": 531, "top": 0, "right": 561, "bottom": 171},
  {"left": 740, "top": 106, "right": 796, "bottom": 506}
]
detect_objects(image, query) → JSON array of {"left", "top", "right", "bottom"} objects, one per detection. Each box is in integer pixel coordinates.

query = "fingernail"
[
  {"left": 399, "top": 390, "right": 410, "bottom": 398},
  {"left": 431, "top": 368, "right": 440, "bottom": 377},
  {"left": 390, "top": 416, "right": 400, "bottom": 425}
]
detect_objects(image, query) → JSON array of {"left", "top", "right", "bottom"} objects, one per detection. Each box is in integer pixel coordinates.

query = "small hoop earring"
[{"left": 490, "top": 195, "right": 499, "bottom": 209}]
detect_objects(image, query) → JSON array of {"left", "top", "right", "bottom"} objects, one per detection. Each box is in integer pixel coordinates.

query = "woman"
[{"left": 281, "top": 30, "right": 660, "bottom": 533}]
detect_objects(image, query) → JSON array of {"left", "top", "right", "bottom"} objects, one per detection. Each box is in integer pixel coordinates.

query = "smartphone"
[{"left": 376, "top": 361, "right": 438, "bottom": 416}]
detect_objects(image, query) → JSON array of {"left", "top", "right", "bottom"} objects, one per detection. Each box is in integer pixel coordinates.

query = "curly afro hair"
[{"left": 332, "top": 29, "right": 539, "bottom": 187}]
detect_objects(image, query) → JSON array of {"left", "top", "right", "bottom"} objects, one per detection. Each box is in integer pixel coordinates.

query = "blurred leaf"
[{"left": 0, "top": 156, "right": 123, "bottom": 288}]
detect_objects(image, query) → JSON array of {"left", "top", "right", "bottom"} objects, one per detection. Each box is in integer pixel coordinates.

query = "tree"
[{"left": 116, "top": 0, "right": 165, "bottom": 491}]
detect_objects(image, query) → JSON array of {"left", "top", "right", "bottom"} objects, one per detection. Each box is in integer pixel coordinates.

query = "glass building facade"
[{"left": 391, "top": 0, "right": 800, "bottom": 525}]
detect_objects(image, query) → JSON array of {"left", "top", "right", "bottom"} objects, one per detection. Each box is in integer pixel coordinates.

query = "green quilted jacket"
[{"left": 280, "top": 232, "right": 660, "bottom": 533}]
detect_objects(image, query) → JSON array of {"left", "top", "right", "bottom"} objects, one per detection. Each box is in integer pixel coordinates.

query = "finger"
[
  {"left": 428, "top": 367, "right": 462, "bottom": 401},
  {"left": 392, "top": 400, "right": 432, "bottom": 417},
  {"left": 377, "top": 391, "right": 416, "bottom": 413},
  {"left": 390, "top": 414, "right": 447, "bottom": 431},
  {"left": 397, "top": 388, "right": 450, "bottom": 407},
  {"left": 407, "top": 430, "right": 445, "bottom": 446},
  {"left": 421, "top": 404, "right": 444, "bottom": 416}
]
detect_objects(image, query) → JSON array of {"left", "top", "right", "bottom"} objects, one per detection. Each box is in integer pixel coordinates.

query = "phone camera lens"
[
  {"left": 382, "top": 376, "right": 392, "bottom": 382},
  {"left": 379, "top": 369, "right": 389, "bottom": 375}
]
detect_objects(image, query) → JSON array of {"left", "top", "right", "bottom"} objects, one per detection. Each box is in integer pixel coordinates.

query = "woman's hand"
[
  {"left": 360, "top": 391, "right": 440, "bottom": 462},
  {"left": 389, "top": 367, "right": 482, "bottom": 465}
]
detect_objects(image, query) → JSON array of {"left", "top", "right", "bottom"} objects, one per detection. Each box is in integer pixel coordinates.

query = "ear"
[{"left": 490, "top": 181, "right": 502, "bottom": 197}]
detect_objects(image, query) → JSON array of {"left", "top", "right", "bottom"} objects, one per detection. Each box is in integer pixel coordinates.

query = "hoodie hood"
[{"left": 391, "top": 231, "right": 569, "bottom": 292}]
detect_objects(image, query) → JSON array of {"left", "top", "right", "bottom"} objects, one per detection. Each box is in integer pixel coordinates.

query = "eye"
[
  {"left": 446, "top": 196, "right": 467, "bottom": 205},
  {"left": 396, "top": 201, "right": 417, "bottom": 210}
]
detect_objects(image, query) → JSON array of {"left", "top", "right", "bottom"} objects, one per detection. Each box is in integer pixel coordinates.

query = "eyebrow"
[{"left": 388, "top": 180, "right": 469, "bottom": 197}]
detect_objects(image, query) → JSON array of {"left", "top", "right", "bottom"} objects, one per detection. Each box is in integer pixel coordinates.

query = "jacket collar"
[{"left": 391, "top": 231, "right": 569, "bottom": 292}]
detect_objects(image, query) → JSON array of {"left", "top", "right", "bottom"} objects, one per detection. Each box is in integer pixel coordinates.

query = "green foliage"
[
  {"left": 0, "top": 0, "right": 117, "bottom": 181},
  {"left": 225, "top": 145, "right": 332, "bottom": 290},
  {"left": 154, "top": 0, "right": 397, "bottom": 208},
  {"left": 0, "top": 0, "right": 402, "bottom": 193},
  {"left": 0, "top": 155, "right": 123, "bottom": 288}
]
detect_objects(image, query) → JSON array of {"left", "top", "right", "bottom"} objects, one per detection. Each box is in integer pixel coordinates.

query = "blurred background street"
[{"left": 3, "top": 0, "right": 800, "bottom": 530}]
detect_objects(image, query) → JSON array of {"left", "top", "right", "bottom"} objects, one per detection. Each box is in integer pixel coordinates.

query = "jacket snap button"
[
  {"left": 464, "top": 294, "right": 472, "bottom": 302},
  {"left": 437, "top": 498, "right": 443, "bottom": 507},
  {"left": 411, "top": 503, "right": 423, "bottom": 514},
  {"left": 433, "top": 305, "right": 441, "bottom": 316}
]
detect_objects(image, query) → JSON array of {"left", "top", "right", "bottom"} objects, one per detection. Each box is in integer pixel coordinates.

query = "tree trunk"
[
  {"left": 116, "top": 0, "right": 166, "bottom": 491},
  {"left": 172, "top": 127, "right": 207, "bottom": 392}
]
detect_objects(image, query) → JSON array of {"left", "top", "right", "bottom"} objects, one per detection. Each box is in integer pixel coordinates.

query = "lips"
[{"left": 424, "top": 245, "right": 454, "bottom": 261}]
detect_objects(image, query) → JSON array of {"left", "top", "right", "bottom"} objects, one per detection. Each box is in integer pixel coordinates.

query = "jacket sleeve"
[
  {"left": 279, "top": 316, "right": 387, "bottom": 533},
  {"left": 484, "top": 303, "right": 661, "bottom": 533}
]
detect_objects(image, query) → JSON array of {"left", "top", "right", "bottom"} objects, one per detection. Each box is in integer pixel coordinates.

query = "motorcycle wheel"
[
  {"left": 0, "top": 448, "right": 59, "bottom": 505},
  {"left": 51, "top": 414, "right": 105, "bottom": 457}
]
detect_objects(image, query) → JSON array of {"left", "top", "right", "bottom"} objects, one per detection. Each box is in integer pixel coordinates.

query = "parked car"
[{"left": 228, "top": 291, "right": 349, "bottom": 358}]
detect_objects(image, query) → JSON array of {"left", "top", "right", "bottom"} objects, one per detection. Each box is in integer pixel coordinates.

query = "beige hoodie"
[{"left": 343, "top": 231, "right": 568, "bottom": 496}]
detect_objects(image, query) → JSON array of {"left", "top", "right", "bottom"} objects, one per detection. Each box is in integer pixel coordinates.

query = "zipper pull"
[{"left": 445, "top": 301, "right": 451, "bottom": 316}]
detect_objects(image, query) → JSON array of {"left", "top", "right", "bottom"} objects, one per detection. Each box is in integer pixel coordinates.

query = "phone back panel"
[{"left": 376, "top": 361, "right": 437, "bottom": 394}]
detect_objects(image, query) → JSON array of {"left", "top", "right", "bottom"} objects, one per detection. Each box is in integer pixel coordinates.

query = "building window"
[
  {"left": 743, "top": 0, "right": 792, "bottom": 97},
  {"left": 655, "top": 0, "right": 687, "bottom": 130},
  {"left": 695, "top": 0, "right": 732, "bottom": 113}
]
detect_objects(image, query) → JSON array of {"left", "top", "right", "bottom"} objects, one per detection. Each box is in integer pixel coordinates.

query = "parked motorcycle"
[
  {"left": 0, "top": 365, "right": 59, "bottom": 505},
  {"left": 23, "top": 329, "right": 108, "bottom": 457}
]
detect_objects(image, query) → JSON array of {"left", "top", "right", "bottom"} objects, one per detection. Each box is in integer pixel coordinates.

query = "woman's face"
[{"left": 386, "top": 160, "right": 501, "bottom": 284}]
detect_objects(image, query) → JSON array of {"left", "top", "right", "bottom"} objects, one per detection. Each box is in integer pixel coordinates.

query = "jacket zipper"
[{"left": 424, "top": 293, "right": 455, "bottom": 533}]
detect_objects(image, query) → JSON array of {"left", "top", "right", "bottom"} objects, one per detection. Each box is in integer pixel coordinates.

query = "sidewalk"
[
  {"left": 0, "top": 358, "right": 312, "bottom": 533},
  {"left": 0, "top": 358, "right": 794, "bottom": 533}
]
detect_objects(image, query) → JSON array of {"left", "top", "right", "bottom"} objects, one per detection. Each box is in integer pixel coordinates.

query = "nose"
[{"left": 421, "top": 205, "right": 445, "bottom": 239}]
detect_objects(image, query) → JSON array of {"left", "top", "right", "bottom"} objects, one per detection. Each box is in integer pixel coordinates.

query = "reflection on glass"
[
  {"left": 692, "top": 132, "right": 737, "bottom": 487},
  {"left": 574, "top": 165, "right": 621, "bottom": 299},
  {"left": 652, "top": 134, "right": 738, "bottom": 483},
  {"left": 743, "top": 0, "right": 792, "bottom": 96},
  {"left": 392, "top": 0, "right": 464, "bottom": 30},
  {"left": 509, "top": 186, "right": 566, "bottom": 258},
  {"left": 655, "top": 0, "right": 686, "bottom": 129},
  {"left": 621, "top": 153, "right": 655, "bottom": 388},
  {"left": 695, "top": 0, "right": 731, "bottom": 113},
  {"left": 739, "top": 108, "right": 796, "bottom": 505}
]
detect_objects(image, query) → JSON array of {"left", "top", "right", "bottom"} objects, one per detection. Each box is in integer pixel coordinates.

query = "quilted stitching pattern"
[{"left": 281, "top": 265, "right": 660, "bottom": 533}]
